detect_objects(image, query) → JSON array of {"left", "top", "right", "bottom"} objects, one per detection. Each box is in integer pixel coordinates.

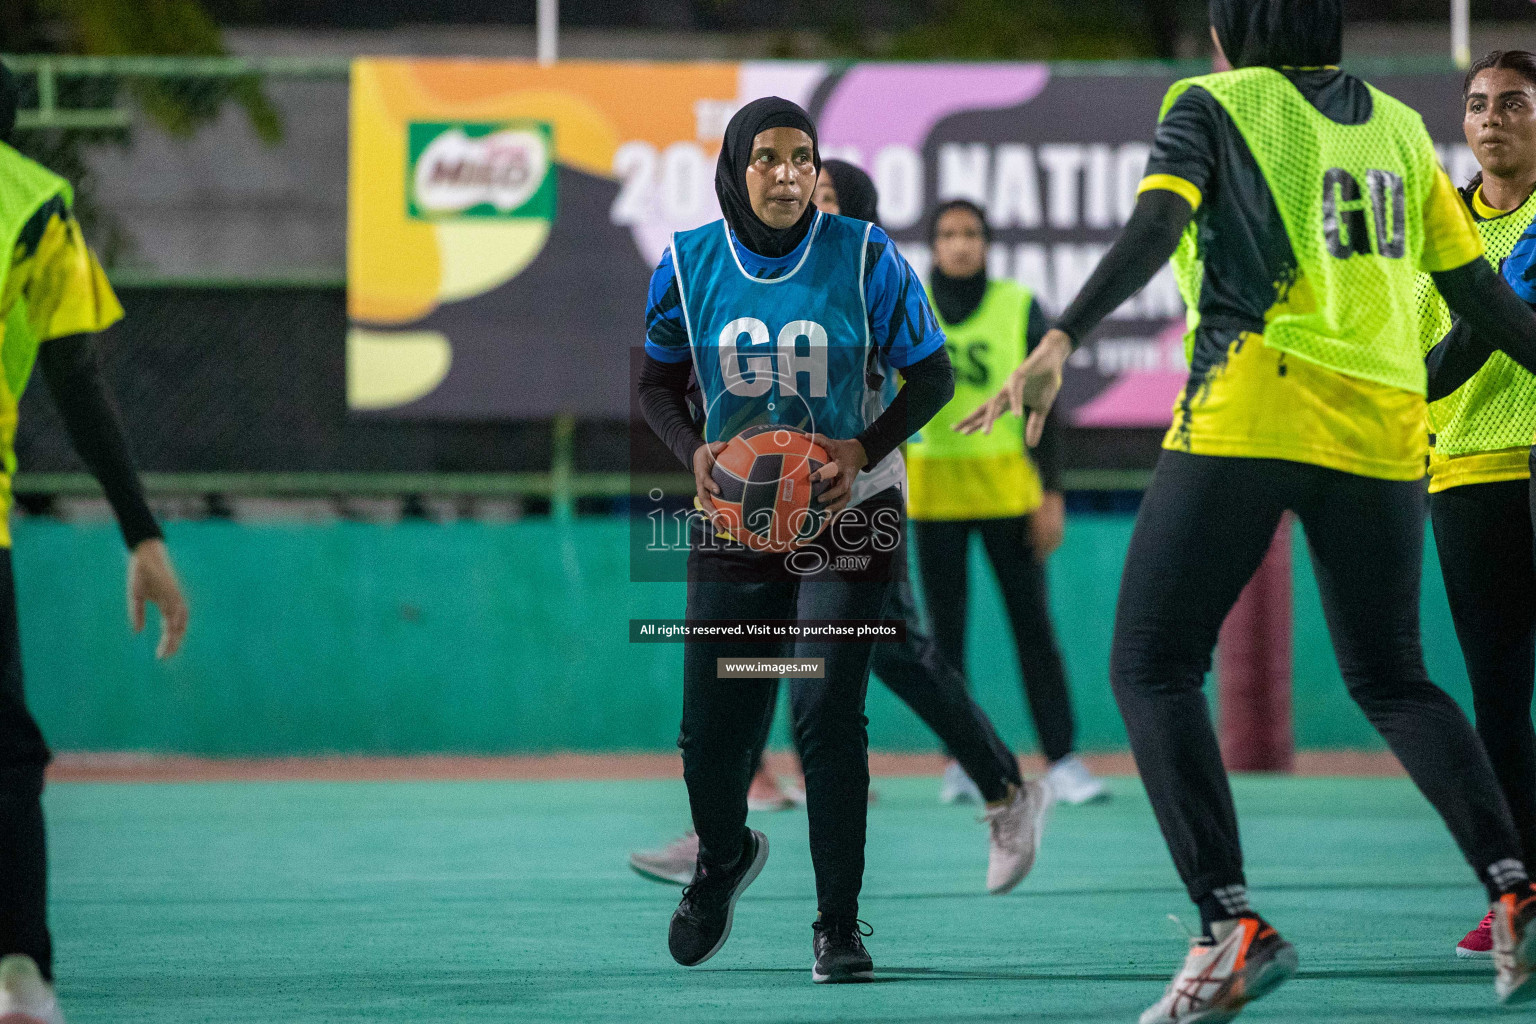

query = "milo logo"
[{"left": 407, "top": 121, "right": 556, "bottom": 220}]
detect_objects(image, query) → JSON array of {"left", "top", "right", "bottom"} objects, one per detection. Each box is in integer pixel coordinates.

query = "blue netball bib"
[
  {"left": 671, "top": 212, "right": 882, "bottom": 445},
  {"left": 1505, "top": 224, "right": 1536, "bottom": 304}
]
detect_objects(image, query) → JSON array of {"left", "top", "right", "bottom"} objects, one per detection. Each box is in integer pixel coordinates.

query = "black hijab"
[
  {"left": 1210, "top": 0, "right": 1341, "bottom": 70},
  {"left": 928, "top": 199, "right": 991, "bottom": 326},
  {"left": 0, "top": 62, "right": 18, "bottom": 145},
  {"left": 821, "top": 159, "right": 880, "bottom": 225},
  {"left": 716, "top": 96, "right": 821, "bottom": 259}
]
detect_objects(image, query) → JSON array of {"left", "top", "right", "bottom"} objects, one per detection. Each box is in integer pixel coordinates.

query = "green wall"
[{"left": 14, "top": 516, "right": 1475, "bottom": 756}]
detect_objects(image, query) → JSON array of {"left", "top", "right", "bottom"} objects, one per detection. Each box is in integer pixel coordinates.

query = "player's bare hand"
[
  {"left": 1015, "top": 329, "right": 1073, "bottom": 446},
  {"left": 1029, "top": 491, "right": 1066, "bottom": 559},
  {"left": 809, "top": 434, "right": 867, "bottom": 517},
  {"left": 953, "top": 392, "right": 1009, "bottom": 436},
  {"left": 128, "top": 538, "right": 189, "bottom": 660},
  {"left": 691, "top": 440, "right": 730, "bottom": 520},
  {"left": 954, "top": 329, "right": 1073, "bottom": 445}
]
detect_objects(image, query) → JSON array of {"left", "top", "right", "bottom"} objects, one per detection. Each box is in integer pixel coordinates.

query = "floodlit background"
[{"left": 4, "top": 5, "right": 1536, "bottom": 1021}]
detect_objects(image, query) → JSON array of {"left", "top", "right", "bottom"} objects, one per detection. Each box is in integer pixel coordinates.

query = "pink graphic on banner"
[
  {"left": 739, "top": 62, "right": 829, "bottom": 112},
  {"left": 1071, "top": 319, "right": 1190, "bottom": 427},
  {"left": 816, "top": 64, "right": 1051, "bottom": 156}
]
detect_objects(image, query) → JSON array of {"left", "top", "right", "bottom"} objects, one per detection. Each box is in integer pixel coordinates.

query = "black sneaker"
[
  {"left": 668, "top": 828, "right": 769, "bottom": 967},
  {"left": 811, "top": 916, "right": 874, "bottom": 983}
]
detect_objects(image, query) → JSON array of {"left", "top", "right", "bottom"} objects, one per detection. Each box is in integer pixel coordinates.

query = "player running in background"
[
  {"left": 909, "top": 198, "right": 1105, "bottom": 807},
  {"left": 1415, "top": 50, "right": 1536, "bottom": 961},
  {"left": 961, "top": 1, "right": 1536, "bottom": 1017},
  {"left": 629, "top": 159, "right": 1050, "bottom": 898},
  {"left": 0, "top": 61, "right": 189, "bottom": 1024}
]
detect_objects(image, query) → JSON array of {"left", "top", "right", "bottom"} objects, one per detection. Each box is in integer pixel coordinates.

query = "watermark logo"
[
  {"left": 641, "top": 495, "right": 903, "bottom": 579},
  {"left": 407, "top": 121, "right": 556, "bottom": 220}
]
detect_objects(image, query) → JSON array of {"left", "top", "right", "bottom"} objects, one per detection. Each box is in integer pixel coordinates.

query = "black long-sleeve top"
[
  {"left": 1425, "top": 259, "right": 1536, "bottom": 401},
  {"left": 38, "top": 333, "right": 162, "bottom": 549}
]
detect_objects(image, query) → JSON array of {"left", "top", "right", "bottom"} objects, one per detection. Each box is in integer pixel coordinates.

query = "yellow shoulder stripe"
[
  {"left": 1472, "top": 186, "right": 1503, "bottom": 220},
  {"left": 1421, "top": 169, "right": 1485, "bottom": 273},
  {"left": 1137, "top": 174, "right": 1203, "bottom": 213}
]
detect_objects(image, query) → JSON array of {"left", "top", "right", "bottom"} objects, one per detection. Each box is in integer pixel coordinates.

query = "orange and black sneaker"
[
  {"left": 1139, "top": 914, "right": 1297, "bottom": 1024},
  {"left": 1492, "top": 887, "right": 1536, "bottom": 1004}
]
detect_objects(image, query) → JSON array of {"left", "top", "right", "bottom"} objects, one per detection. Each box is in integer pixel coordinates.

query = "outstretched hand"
[{"left": 953, "top": 329, "right": 1073, "bottom": 446}]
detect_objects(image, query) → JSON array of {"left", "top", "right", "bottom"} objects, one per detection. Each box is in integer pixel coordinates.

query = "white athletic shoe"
[
  {"left": 0, "top": 955, "right": 64, "bottom": 1024},
  {"left": 1045, "top": 755, "right": 1109, "bottom": 805},
  {"left": 629, "top": 831, "right": 699, "bottom": 886},
  {"left": 981, "top": 778, "right": 1052, "bottom": 894},
  {"left": 1492, "top": 890, "right": 1536, "bottom": 1004},
  {"left": 939, "top": 760, "right": 984, "bottom": 804},
  {"left": 1139, "top": 916, "right": 1296, "bottom": 1024}
]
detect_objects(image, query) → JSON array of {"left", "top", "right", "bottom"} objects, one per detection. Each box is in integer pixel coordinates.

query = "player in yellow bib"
[
  {"left": 1415, "top": 51, "right": 1536, "bottom": 961},
  {"left": 961, "top": 2, "right": 1536, "bottom": 1018},
  {"left": 908, "top": 199, "right": 1105, "bottom": 806},
  {"left": 0, "top": 62, "right": 189, "bottom": 1024}
]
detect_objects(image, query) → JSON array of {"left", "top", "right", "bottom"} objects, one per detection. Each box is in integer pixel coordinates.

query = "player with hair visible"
[
  {"left": 636, "top": 97, "right": 1053, "bottom": 983},
  {"left": 1412, "top": 50, "right": 1536, "bottom": 962},
  {"left": 0, "top": 61, "right": 190, "bottom": 1024},
  {"left": 962, "top": 1, "right": 1536, "bottom": 1018},
  {"left": 629, "top": 158, "right": 1051, "bottom": 899}
]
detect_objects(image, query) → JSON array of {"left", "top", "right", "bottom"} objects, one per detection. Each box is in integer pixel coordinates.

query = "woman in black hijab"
[
  {"left": 961, "top": 0, "right": 1536, "bottom": 1016},
  {"left": 909, "top": 198, "right": 1099, "bottom": 808},
  {"left": 1207, "top": 0, "right": 1341, "bottom": 70},
  {"left": 813, "top": 159, "right": 880, "bottom": 225},
  {"left": 636, "top": 96, "right": 990, "bottom": 985},
  {"left": 634, "top": 159, "right": 1049, "bottom": 924},
  {"left": 713, "top": 95, "right": 822, "bottom": 259}
]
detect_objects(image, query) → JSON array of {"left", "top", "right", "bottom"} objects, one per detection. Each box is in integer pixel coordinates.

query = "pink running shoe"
[{"left": 1459, "top": 910, "right": 1495, "bottom": 959}]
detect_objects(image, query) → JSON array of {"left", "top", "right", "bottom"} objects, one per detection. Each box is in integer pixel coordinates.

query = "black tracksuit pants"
[
  {"left": 1113, "top": 451, "right": 1523, "bottom": 906},
  {"left": 911, "top": 515, "right": 1076, "bottom": 763},
  {"left": 867, "top": 576, "right": 1022, "bottom": 800},
  {"left": 0, "top": 551, "right": 52, "bottom": 980},
  {"left": 1430, "top": 477, "right": 1536, "bottom": 867},
  {"left": 750, "top": 568, "right": 1023, "bottom": 804},
  {"left": 680, "top": 493, "right": 901, "bottom": 921}
]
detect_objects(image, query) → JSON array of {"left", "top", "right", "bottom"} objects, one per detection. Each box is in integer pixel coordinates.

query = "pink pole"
[{"left": 1217, "top": 515, "right": 1295, "bottom": 772}]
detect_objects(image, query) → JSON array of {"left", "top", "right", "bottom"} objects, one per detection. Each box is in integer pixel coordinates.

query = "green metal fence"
[
  {"left": 1, "top": 51, "right": 1462, "bottom": 134},
  {"left": 0, "top": 53, "right": 1454, "bottom": 501},
  {"left": 3, "top": 53, "right": 348, "bottom": 132}
]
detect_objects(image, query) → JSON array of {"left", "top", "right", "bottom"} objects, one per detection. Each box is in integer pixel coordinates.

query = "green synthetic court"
[{"left": 46, "top": 773, "right": 1513, "bottom": 1023}]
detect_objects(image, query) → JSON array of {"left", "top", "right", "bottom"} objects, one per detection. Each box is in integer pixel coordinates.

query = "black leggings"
[
  {"left": 1113, "top": 451, "right": 1522, "bottom": 906},
  {"left": 911, "top": 515, "right": 1075, "bottom": 763},
  {"left": 0, "top": 550, "right": 51, "bottom": 980},
  {"left": 1431, "top": 478, "right": 1536, "bottom": 866},
  {"left": 680, "top": 495, "right": 901, "bottom": 920},
  {"left": 751, "top": 570, "right": 1024, "bottom": 803}
]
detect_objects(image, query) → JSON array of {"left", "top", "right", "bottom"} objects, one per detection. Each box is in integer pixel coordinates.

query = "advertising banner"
[{"left": 348, "top": 60, "right": 1475, "bottom": 424}]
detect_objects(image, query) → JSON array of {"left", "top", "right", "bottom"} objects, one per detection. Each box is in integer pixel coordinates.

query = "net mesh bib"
[
  {"left": 1415, "top": 188, "right": 1536, "bottom": 455},
  {"left": 1164, "top": 68, "right": 1437, "bottom": 394}
]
